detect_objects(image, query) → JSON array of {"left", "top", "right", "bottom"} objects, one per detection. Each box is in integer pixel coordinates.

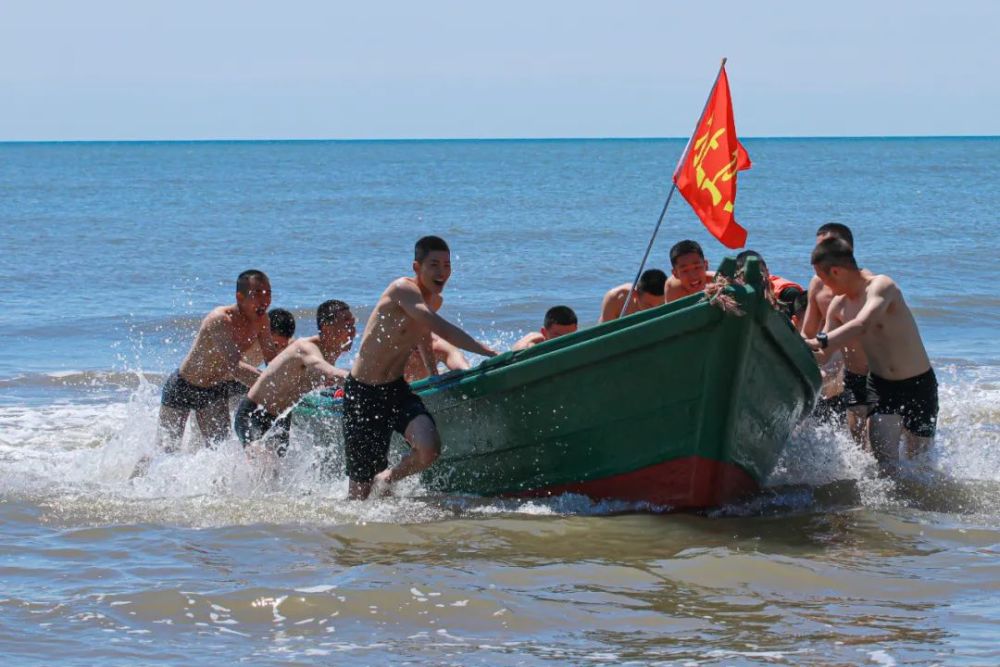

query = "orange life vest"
[{"left": 769, "top": 274, "right": 802, "bottom": 296}]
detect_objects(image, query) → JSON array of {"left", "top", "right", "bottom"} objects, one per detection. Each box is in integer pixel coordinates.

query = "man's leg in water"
[
  {"left": 902, "top": 430, "right": 933, "bottom": 461},
  {"left": 157, "top": 405, "right": 188, "bottom": 453},
  {"left": 195, "top": 401, "right": 231, "bottom": 445},
  {"left": 348, "top": 479, "right": 372, "bottom": 500},
  {"left": 371, "top": 415, "right": 441, "bottom": 493},
  {"left": 869, "top": 413, "right": 904, "bottom": 476},
  {"left": 846, "top": 406, "right": 870, "bottom": 450}
]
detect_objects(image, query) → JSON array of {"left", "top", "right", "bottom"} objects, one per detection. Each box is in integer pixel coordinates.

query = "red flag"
[{"left": 673, "top": 66, "right": 752, "bottom": 249}]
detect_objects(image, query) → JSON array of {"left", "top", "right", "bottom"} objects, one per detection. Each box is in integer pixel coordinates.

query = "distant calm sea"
[{"left": 1, "top": 138, "right": 998, "bottom": 665}]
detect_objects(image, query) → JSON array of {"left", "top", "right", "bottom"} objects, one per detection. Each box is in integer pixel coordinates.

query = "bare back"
[
  {"left": 248, "top": 337, "right": 345, "bottom": 415},
  {"left": 830, "top": 275, "right": 930, "bottom": 380},
  {"left": 599, "top": 283, "right": 638, "bottom": 322},
  {"left": 179, "top": 306, "right": 264, "bottom": 387}
]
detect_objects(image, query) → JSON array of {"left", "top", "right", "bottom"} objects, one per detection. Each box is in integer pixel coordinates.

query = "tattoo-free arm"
[
  {"left": 800, "top": 275, "right": 825, "bottom": 339},
  {"left": 394, "top": 282, "right": 497, "bottom": 358},
  {"left": 417, "top": 334, "right": 438, "bottom": 376},
  {"left": 302, "top": 347, "right": 349, "bottom": 387}
]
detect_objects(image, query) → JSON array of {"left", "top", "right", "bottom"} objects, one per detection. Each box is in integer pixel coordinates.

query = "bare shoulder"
[
  {"left": 386, "top": 277, "right": 421, "bottom": 301},
  {"left": 868, "top": 274, "right": 899, "bottom": 297},
  {"left": 296, "top": 338, "right": 324, "bottom": 361},
  {"left": 808, "top": 274, "right": 824, "bottom": 291},
  {"left": 604, "top": 283, "right": 629, "bottom": 299},
  {"left": 201, "top": 306, "right": 232, "bottom": 330},
  {"left": 512, "top": 332, "right": 544, "bottom": 351}
]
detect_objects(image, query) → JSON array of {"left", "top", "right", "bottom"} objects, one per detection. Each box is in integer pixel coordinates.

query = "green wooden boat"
[{"left": 295, "top": 257, "right": 820, "bottom": 509}]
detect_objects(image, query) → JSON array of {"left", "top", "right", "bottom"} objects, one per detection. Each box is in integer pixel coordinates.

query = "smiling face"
[
  {"left": 672, "top": 252, "right": 709, "bottom": 292},
  {"left": 236, "top": 277, "right": 272, "bottom": 320},
  {"left": 413, "top": 250, "right": 452, "bottom": 295}
]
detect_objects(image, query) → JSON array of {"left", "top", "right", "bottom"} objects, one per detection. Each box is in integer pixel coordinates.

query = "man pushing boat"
[
  {"left": 157, "top": 269, "right": 281, "bottom": 450},
  {"left": 806, "top": 238, "right": 938, "bottom": 477},
  {"left": 598, "top": 269, "right": 667, "bottom": 322},
  {"left": 343, "top": 235, "right": 497, "bottom": 499},
  {"left": 802, "top": 223, "right": 874, "bottom": 442},
  {"left": 234, "top": 300, "right": 356, "bottom": 457}
]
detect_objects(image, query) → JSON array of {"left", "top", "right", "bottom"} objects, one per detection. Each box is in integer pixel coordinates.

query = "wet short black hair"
[
  {"left": 735, "top": 249, "right": 768, "bottom": 273},
  {"left": 543, "top": 305, "right": 578, "bottom": 329},
  {"left": 268, "top": 308, "right": 296, "bottom": 338},
  {"left": 415, "top": 236, "right": 450, "bottom": 263},
  {"left": 236, "top": 269, "right": 269, "bottom": 295},
  {"left": 316, "top": 300, "right": 352, "bottom": 329},
  {"left": 815, "top": 222, "right": 854, "bottom": 247},
  {"left": 669, "top": 240, "right": 705, "bottom": 267},
  {"left": 811, "top": 238, "right": 859, "bottom": 272},
  {"left": 637, "top": 269, "right": 667, "bottom": 296}
]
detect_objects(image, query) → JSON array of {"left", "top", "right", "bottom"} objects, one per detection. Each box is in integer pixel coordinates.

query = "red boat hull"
[{"left": 512, "top": 455, "right": 759, "bottom": 510}]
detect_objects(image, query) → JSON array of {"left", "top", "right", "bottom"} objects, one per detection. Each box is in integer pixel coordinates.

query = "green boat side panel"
[{"left": 294, "top": 265, "right": 822, "bottom": 507}]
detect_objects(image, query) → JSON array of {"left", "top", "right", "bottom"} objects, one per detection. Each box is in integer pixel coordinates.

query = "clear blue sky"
[{"left": 2, "top": 0, "right": 997, "bottom": 140}]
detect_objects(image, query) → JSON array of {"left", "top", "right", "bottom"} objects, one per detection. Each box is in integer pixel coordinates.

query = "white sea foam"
[{"left": 1, "top": 366, "right": 998, "bottom": 524}]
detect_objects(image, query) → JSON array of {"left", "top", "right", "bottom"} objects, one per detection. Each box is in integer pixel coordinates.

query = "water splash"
[{"left": 2, "top": 363, "right": 998, "bottom": 525}]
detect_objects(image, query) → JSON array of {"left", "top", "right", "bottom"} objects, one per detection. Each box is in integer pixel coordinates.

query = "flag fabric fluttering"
[{"left": 673, "top": 66, "right": 752, "bottom": 249}]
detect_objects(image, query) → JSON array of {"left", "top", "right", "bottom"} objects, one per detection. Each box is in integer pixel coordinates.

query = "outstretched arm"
[
  {"left": 417, "top": 333, "right": 439, "bottom": 377},
  {"left": 800, "top": 275, "right": 825, "bottom": 339},
  {"left": 808, "top": 278, "right": 896, "bottom": 353},
  {"left": 394, "top": 282, "right": 497, "bottom": 358},
  {"left": 301, "top": 347, "right": 349, "bottom": 387},
  {"left": 810, "top": 295, "right": 844, "bottom": 365}
]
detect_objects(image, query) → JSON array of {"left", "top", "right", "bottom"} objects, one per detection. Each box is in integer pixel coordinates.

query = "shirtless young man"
[
  {"left": 403, "top": 335, "right": 471, "bottom": 383},
  {"left": 344, "top": 236, "right": 497, "bottom": 499},
  {"left": 598, "top": 269, "right": 666, "bottom": 322},
  {"left": 234, "top": 300, "right": 356, "bottom": 456},
  {"left": 664, "top": 240, "right": 713, "bottom": 303},
  {"left": 157, "top": 270, "right": 280, "bottom": 450},
  {"left": 512, "top": 306, "right": 578, "bottom": 351},
  {"left": 801, "top": 223, "right": 874, "bottom": 438},
  {"left": 223, "top": 308, "right": 297, "bottom": 409},
  {"left": 806, "top": 239, "right": 938, "bottom": 476}
]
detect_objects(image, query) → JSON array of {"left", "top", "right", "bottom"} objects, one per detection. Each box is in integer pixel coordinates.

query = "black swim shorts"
[
  {"left": 161, "top": 370, "right": 227, "bottom": 411},
  {"left": 814, "top": 391, "right": 849, "bottom": 422},
  {"left": 843, "top": 370, "right": 874, "bottom": 410},
  {"left": 867, "top": 368, "right": 939, "bottom": 438},
  {"left": 341, "top": 375, "right": 434, "bottom": 483},
  {"left": 233, "top": 397, "right": 292, "bottom": 456},
  {"left": 221, "top": 379, "right": 249, "bottom": 400}
]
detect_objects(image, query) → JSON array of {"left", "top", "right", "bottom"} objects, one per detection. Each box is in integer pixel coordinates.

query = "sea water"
[{"left": 1, "top": 138, "right": 998, "bottom": 665}]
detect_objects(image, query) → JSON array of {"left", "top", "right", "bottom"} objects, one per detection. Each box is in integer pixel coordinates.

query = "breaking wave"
[{"left": 1, "top": 363, "right": 998, "bottom": 526}]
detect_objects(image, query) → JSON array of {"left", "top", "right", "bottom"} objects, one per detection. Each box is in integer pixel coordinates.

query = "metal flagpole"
[{"left": 618, "top": 57, "right": 730, "bottom": 319}]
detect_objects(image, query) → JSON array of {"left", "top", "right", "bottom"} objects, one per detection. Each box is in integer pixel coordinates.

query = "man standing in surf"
[
  {"left": 806, "top": 238, "right": 938, "bottom": 477},
  {"left": 343, "top": 236, "right": 497, "bottom": 499},
  {"left": 157, "top": 269, "right": 280, "bottom": 451}
]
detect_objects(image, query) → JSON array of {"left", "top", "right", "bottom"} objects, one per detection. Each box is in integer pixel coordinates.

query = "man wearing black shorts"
[
  {"left": 156, "top": 270, "right": 279, "bottom": 451},
  {"left": 344, "top": 236, "right": 497, "bottom": 499},
  {"left": 807, "top": 239, "right": 938, "bottom": 476}
]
